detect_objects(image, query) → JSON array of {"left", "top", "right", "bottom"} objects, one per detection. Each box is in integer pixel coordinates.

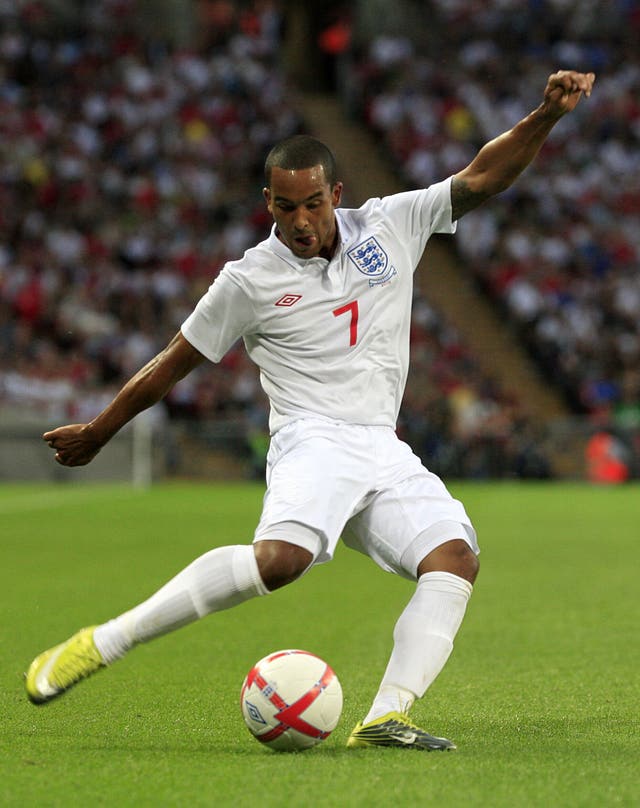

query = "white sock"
[
  {"left": 94, "top": 544, "right": 268, "bottom": 663},
  {"left": 363, "top": 571, "right": 472, "bottom": 723}
]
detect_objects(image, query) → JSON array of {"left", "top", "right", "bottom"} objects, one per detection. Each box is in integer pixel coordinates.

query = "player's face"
[{"left": 264, "top": 165, "right": 343, "bottom": 260}]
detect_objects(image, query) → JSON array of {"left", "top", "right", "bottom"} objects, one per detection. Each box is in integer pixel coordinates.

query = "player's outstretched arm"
[
  {"left": 451, "top": 70, "right": 595, "bottom": 220},
  {"left": 43, "top": 332, "right": 205, "bottom": 467}
]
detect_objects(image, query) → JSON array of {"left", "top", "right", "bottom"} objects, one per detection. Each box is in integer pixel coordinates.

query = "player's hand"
[
  {"left": 543, "top": 70, "right": 595, "bottom": 117},
  {"left": 43, "top": 424, "right": 104, "bottom": 467}
]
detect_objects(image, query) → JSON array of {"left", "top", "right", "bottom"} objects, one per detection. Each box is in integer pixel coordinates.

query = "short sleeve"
[
  {"left": 181, "top": 270, "right": 255, "bottom": 363},
  {"left": 376, "top": 177, "right": 456, "bottom": 268},
  {"left": 382, "top": 177, "right": 456, "bottom": 235}
]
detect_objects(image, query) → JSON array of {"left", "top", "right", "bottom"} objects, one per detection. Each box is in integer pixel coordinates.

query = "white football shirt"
[{"left": 181, "top": 176, "right": 456, "bottom": 433}]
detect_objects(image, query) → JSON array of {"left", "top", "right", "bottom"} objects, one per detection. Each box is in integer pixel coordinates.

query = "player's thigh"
[
  {"left": 254, "top": 420, "right": 370, "bottom": 563},
  {"left": 343, "top": 471, "right": 478, "bottom": 580}
]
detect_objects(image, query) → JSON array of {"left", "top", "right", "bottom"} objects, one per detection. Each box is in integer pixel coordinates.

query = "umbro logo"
[{"left": 275, "top": 294, "right": 302, "bottom": 307}]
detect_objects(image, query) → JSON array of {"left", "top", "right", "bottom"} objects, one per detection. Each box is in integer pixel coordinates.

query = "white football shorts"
[{"left": 253, "top": 418, "right": 478, "bottom": 580}]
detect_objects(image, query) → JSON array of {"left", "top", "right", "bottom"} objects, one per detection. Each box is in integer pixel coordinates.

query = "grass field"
[{"left": 1, "top": 481, "right": 639, "bottom": 807}]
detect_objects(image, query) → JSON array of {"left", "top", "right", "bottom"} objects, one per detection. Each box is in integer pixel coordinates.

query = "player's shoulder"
[
  {"left": 341, "top": 196, "right": 386, "bottom": 217},
  {"left": 223, "top": 237, "right": 275, "bottom": 276},
  {"left": 336, "top": 197, "right": 388, "bottom": 231},
  {"left": 341, "top": 185, "right": 445, "bottom": 221},
  {"left": 380, "top": 181, "right": 451, "bottom": 210},
  {"left": 217, "top": 236, "right": 292, "bottom": 305},
  {"left": 218, "top": 237, "right": 277, "bottom": 288}
]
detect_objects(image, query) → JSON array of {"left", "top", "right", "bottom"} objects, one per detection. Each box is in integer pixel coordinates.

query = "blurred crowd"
[
  {"left": 0, "top": 0, "right": 297, "bottom": 430},
  {"left": 346, "top": 0, "right": 640, "bottom": 441},
  {"left": 6, "top": 0, "right": 636, "bottom": 479}
]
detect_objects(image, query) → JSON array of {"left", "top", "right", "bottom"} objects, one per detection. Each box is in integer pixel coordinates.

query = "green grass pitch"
[{"left": 1, "top": 481, "right": 638, "bottom": 807}]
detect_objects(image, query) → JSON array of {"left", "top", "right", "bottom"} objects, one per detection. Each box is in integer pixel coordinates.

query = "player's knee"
[
  {"left": 254, "top": 540, "right": 313, "bottom": 591},
  {"left": 417, "top": 539, "right": 480, "bottom": 584},
  {"left": 459, "top": 546, "right": 480, "bottom": 583}
]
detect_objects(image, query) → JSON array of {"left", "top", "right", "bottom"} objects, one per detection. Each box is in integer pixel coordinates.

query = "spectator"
[
  {"left": 347, "top": 1, "right": 639, "bottom": 425},
  {"left": 0, "top": 0, "right": 299, "bottom": 427}
]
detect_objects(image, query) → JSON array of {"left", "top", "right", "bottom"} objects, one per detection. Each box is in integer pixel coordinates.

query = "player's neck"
[{"left": 319, "top": 228, "right": 339, "bottom": 261}]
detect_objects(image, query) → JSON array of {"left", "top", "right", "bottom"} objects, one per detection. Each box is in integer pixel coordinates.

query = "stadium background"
[
  {"left": 1, "top": 0, "right": 639, "bottom": 484},
  {"left": 2, "top": 6, "right": 639, "bottom": 806}
]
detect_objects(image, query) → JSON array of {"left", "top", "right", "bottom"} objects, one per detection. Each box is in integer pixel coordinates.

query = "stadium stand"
[
  {"left": 0, "top": 0, "right": 294, "bottom": 429},
  {"left": 2, "top": 0, "right": 636, "bottom": 479},
  {"left": 345, "top": 1, "right": 640, "bottom": 428}
]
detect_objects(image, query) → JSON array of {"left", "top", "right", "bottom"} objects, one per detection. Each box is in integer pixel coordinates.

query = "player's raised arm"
[
  {"left": 451, "top": 70, "right": 595, "bottom": 220},
  {"left": 43, "top": 331, "right": 205, "bottom": 467}
]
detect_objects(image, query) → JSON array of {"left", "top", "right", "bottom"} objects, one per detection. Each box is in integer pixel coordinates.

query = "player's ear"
[
  {"left": 332, "top": 182, "right": 343, "bottom": 207},
  {"left": 263, "top": 187, "right": 273, "bottom": 213}
]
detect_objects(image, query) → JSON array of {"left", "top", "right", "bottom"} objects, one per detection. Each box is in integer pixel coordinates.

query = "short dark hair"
[{"left": 264, "top": 134, "right": 338, "bottom": 187}]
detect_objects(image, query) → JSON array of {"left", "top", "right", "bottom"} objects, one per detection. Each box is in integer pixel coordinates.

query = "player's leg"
[
  {"left": 347, "top": 527, "right": 478, "bottom": 751},
  {"left": 98, "top": 452, "right": 326, "bottom": 663},
  {"left": 345, "top": 433, "right": 479, "bottom": 750},
  {"left": 25, "top": 535, "right": 313, "bottom": 705},
  {"left": 93, "top": 416, "right": 361, "bottom": 661},
  {"left": 360, "top": 534, "right": 478, "bottom": 719},
  {"left": 96, "top": 537, "right": 314, "bottom": 656},
  {"left": 25, "top": 418, "right": 358, "bottom": 705}
]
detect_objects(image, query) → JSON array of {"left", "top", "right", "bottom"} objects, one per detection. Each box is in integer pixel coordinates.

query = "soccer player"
[{"left": 26, "top": 70, "right": 594, "bottom": 750}]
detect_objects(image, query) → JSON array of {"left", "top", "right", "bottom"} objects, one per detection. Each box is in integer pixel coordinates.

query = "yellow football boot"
[
  {"left": 347, "top": 711, "right": 456, "bottom": 751},
  {"left": 25, "top": 626, "right": 105, "bottom": 704}
]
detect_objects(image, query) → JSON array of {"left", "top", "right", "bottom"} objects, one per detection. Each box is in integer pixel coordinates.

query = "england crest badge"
[{"left": 347, "top": 237, "right": 397, "bottom": 286}]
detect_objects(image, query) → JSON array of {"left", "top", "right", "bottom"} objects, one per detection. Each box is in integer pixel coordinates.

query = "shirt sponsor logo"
[
  {"left": 347, "top": 236, "right": 397, "bottom": 286},
  {"left": 275, "top": 294, "right": 302, "bottom": 307}
]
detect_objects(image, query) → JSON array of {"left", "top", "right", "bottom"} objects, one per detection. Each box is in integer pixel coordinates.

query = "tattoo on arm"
[{"left": 451, "top": 176, "right": 490, "bottom": 221}]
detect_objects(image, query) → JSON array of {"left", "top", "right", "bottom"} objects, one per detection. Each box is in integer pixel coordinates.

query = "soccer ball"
[{"left": 240, "top": 649, "right": 343, "bottom": 752}]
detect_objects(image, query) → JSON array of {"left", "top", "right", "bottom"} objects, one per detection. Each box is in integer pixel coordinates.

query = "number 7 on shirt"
[{"left": 332, "top": 300, "right": 359, "bottom": 347}]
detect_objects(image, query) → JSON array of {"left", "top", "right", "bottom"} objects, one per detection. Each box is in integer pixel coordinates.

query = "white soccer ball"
[{"left": 240, "top": 649, "right": 343, "bottom": 752}]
